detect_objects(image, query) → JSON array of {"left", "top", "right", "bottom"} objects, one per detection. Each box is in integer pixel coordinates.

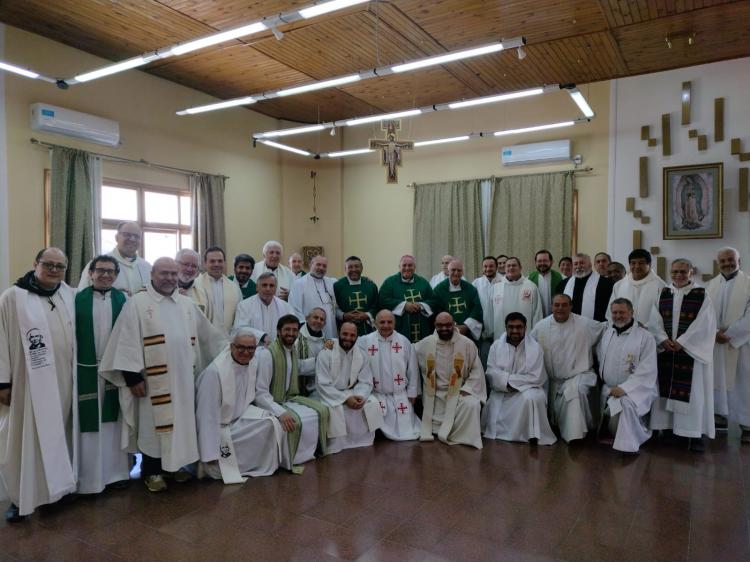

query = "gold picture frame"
[{"left": 663, "top": 162, "right": 723, "bottom": 239}]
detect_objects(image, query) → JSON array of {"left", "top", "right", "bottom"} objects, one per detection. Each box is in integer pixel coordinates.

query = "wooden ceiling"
[{"left": 1, "top": 0, "right": 748, "bottom": 124}]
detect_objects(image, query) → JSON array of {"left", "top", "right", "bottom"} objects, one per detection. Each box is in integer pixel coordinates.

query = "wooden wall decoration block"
[
  {"left": 633, "top": 209, "right": 642, "bottom": 218},
  {"left": 661, "top": 114, "right": 671, "bottom": 156},
  {"left": 625, "top": 197, "right": 635, "bottom": 212},
  {"left": 681, "top": 81, "right": 691, "bottom": 125},
  {"left": 641, "top": 216, "right": 650, "bottom": 224},
  {"left": 640, "top": 125, "right": 649, "bottom": 140},
  {"left": 632, "top": 230, "right": 642, "bottom": 249},
  {"left": 648, "top": 138, "right": 657, "bottom": 147},
  {"left": 650, "top": 246, "right": 660, "bottom": 255},
  {"left": 698, "top": 135, "right": 708, "bottom": 151},
  {"left": 639, "top": 156, "right": 648, "bottom": 198},
  {"left": 715, "top": 98, "right": 724, "bottom": 142},
  {"left": 688, "top": 129, "right": 698, "bottom": 138},
  {"left": 741, "top": 153, "right": 750, "bottom": 162},
  {"left": 732, "top": 138, "right": 741, "bottom": 154},
  {"left": 740, "top": 168, "right": 749, "bottom": 212},
  {"left": 657, "top": 256, "right": 667, "bottom": 280}
]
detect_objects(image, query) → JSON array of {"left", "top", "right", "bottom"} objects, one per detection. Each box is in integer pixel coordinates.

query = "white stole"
[
  {"left": 708, "top": 271, "right": 750, "bottom": 390},
  {"left": 564, "top": 272, "right": 599, "bottom": 319}
]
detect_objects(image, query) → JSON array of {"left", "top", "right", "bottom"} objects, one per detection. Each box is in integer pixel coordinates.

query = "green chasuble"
[
  {"left": 228, "top": 275, "right": 256, "bottom": 299},
  {"left": 378, "top": 273, "right": 436, "bottom": 343},
  {"left": 333, "top": 276, "right": 379, "bottom": 336},
  {"left": 433, "top": 279, "right": 484, "bottom": 331}
]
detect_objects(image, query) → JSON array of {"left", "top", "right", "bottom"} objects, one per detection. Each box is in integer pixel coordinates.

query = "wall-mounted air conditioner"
[
  {"left": 30, "top": 103, "right": 120, "bottom": 147},
  {"left": 501, "top": 139, "right": 571, "bottom": 165}
]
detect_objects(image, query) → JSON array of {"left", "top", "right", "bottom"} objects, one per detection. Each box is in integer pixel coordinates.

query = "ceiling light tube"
[
  {"left": 299, "top": 0, "right": 369, "bottom": 19},
  {"left": 277, "top": 74, "right": 361, "bottom": 96},
  {"left": 391, "top": 42, "right": 504, "bottom": 74},
  {"left": 258, "top": 124, "right": 326, "bottom": 138},
  {"left": 449, "top": 87, "right": 544, "bottom": 109},
  {"left": 346, "top": 109, "right": 422, "bottom": 127},
  {"left": 0, "top": 61, "right": 40, "bottom": 79},
  {"left": 493, "top": 120, "right": 576, "bottom": 137},
  {"left": 327, "top": 148, "right": 373, "bottom": 157},
  {"left": 260, "top": 140, "right": 311, "bottom": 156},
  {"left": 73, "top": 55, "right": 155, "bottom": 83},
  {"left": 169, "top": 22, "right": 268, "bottom": 56},
  {"left": 568, "top": 89, "right": 595, "bottom": 118},
  {"left": 414, "top": 135, "right": 470, "bottom": 147},
  {"left": 177, "top": 96, "right": 256, "bottom": 115}
]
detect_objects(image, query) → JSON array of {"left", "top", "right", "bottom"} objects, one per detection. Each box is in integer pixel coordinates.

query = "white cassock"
[
  {"left": 78, "top": 290, "right": 131, "bottom": 494},
  {"left": 289, "top": 275, "right": 337, "bottom": 339},
  {"left": 316, "top": 343, "right": 383, "bottom": 454},
  {"left": 473, "top": 275, "right": 500, "bottom": 366},
  {"left": 251, "top": 262, "right": 295, "bottom": 297},
  {"left": 193, "top": 273, "right": 243, "bottom": 334},
  {"left": 708, "top": 271, "right": 750, "bottom": 427},
  {"left": 415, "top": 331, "right": 486, "bottom": 448},
  {"left": 0, "top": 284, "right": 78, "bottom": 516},
  {"left": 490, "top": 276, "right": 543, "bottom": 340},
  {"left": 100, "top": 285, "right": 225, "bottom": 472},
  {"left": 483, "top": 334, "right": 556, "bottom": 445},
  {"left": 430, "top": 271, "right": 447, "bottom": 288},
  {"left": 647, "top": 282, "right": 717, "bottom": 438},
  {"left": 78, "top": 248, "right": 151, "bottom": 296},
  {"left": 530, "top": 314, "right": 605, "bottom": 442},
  {"left": 296, "top": 323, "right": 328, "bottom": 392},
  {"left": 233, "top": 295, "right": 294, "bottom": 343},
  {"left": 597, "top": 323, "right": 658, "bottom": 452},
  {"left": 608, "top": 271, "right": 666, "bottom": 325},
  {"left": 195, "top": 348, "right": 283, "bottom": 482},
  {"left": 358, "top": 331, "right": 421, "bottom": 441}
]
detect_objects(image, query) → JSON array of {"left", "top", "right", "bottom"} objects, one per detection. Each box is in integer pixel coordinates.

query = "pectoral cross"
[
  {"left": 367, "top": 344, "right": 378, "bottom": 356},
  {"left": 404, "top": 289, "right": 422, "bottom": 303},
  {"left": 448, "top": 297, "right": 467, "bottom": 314},
  {"left": 410, "top": 323, "right": 421, "bottom": 343},
  {"left": 369, "top": 120, "right": 414, "bottom": 184},
  {"left": 348, "top": 291, "right": 367, "bottom": 310}
]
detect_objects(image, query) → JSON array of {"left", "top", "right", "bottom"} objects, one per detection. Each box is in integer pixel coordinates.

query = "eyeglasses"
[
  {"left": 93, "top": 268, "right": 117, "bottom": 276},
  {"left": 231, "top": 343, "right": 257, "bottom": 353},
  {"left": 118, "top": 232, "right": 141, "bottom": 241},
  {"left": 39, "top": 261, "right": 67, "bottom": 272}
]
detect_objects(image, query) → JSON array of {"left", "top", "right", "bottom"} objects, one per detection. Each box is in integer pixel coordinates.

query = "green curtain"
[
  {"left": 50, "top": 147, "right": 99, "bottom": 285},
  {"left": 487, "top": 171, "right": 574, "bottom": 273},
  {"left": 413, "top": 180, "right": 483, "bottom": 279},
  {"left": 190, "top": 173, "right": 226, "bottom": 256}
]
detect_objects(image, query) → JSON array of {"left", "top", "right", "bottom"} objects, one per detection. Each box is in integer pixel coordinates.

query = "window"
[{"left": 100, "top": 180, "right": 192, "bottom": 264}]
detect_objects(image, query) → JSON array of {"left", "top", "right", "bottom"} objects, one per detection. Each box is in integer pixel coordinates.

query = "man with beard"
[
  {"left": 251, "top": 241, "right": 295, "bottom": 300},
  {"left": 562, "top": 253, "right": 613, "bottom": 322},
  {"left": 490, "top": 257, "right": 542, "bottom": 340},
  {"left": 473, "top": 256, "right": 501, "bottom": 366},
  {"left": 608, "top": 249, "right": 666, "bottom": 325},
  {"left": 228, "top": 254, "right": 256, "bottom": 299},
  {"left": 607, "top": 262, "right": 626, "bottom": 283},
  {"left": 594, "top": 252, "right": 612, "bottom": 277},
  {"left": 193, "top": 247, "right": 243, "bottom": 335},
  {"left": 415, "top": 312, "right": 486, "bottom": 448},
  {"left": 379, "top": 255, "right": 436, "bottom": 343},
  {"left": 175, "top": 249, "right": 202, "bottom": 307},
  {"left": 597, "top": 299, "right": 657, "bottom": 453},
  {"left": 316, "top": 322, "right": 383, "bottom": 454},
  {"left": 334, "top": 256, "right": 378, "bottom": 336},
  {"left": 434, "top": 259, "right": 483, "bottom": 341},
  {"left": 528, "top": 249, "right": 564, "bottom": 317},
  {"left": 289, "top": 255, "right": 337, "bottom": 339},
  {"left": 234, "top": 273, "right": 294, "bottom": 343},
  {"left": 558, "top": 257, "right": 573, "bottom": 280}
]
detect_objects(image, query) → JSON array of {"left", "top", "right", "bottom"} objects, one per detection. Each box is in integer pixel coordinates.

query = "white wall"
[
  {"left": 609, "top": 57, "right": 750, "bottom": 277},
  {"left": 0, "top": 25, "right": 8, "bottom": 288}
]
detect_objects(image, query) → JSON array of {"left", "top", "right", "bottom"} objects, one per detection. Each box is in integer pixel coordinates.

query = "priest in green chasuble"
[
  {"left": 433, "top": 260, "right": 483, "bottom": 341},
  {"left": 334, "top": 256, "right": 378, "bottom": 336},
  {"left": 228, "top": 253, "right": 257, "bottom": 300},
  {"left": 379, "top": 255, "right": 436, "bottom": 343}
]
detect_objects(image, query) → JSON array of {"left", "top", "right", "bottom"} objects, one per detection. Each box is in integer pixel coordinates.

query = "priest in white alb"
[
  {"left": 296, "top": 307, "right": 331, "bottom": 394},
  {"left": 473, "top": 255, "right": 500, "bottom": 366},
  {"left": 490, "top": 257, "right": 543, "bottom": 340},
  {"left": 647, "top": 259, "right": 716, "bottom": 451},
  {"left": 358, "top": 310, "right": 420, "bottom": 441},
  {"left": 195, "top": 329, "right": 283, "bottom": 483},
  {"left": 562, "top": 253, "right": 613, "bottom": 322},
  {"left": 530, "top": 294, "right": 605, "bottom": 443},
  {"left": 0, "top": 248, "right": 77, "bottom": 522},
  {"left": 430, "top": 255, "right": 454, "bottom": 288},
  {"left": 234, "top": 272, "right": 294, "bottom": 343},
  {"left": 289, "top": 255, "right": 337, "bottom": 339},
  {"left": 415, "top": 312, "right": 486, "bottom": 448},
  {"left": 608, "top": 249, "right": 666, "bottom": 325},
  {"left": 483, "top": 312, "right": 557, "bottom": 445},
  {"left": 598, "top": 298, "right": 658, "bottom": 453},
  {"left": 193, "top": 246, "right": 243, "bottom": 334},
  {"left": 251, "top": 241, "right": 295, "bottom": 300},
  {"left": 100, "top": 257, "right": 225, "bottom": 492},
  {"left": 175, "top": 249, "right": 203, "bottom": 307},
  {"left": 316, "top": 322, "right": 383, "bottom": 454}
]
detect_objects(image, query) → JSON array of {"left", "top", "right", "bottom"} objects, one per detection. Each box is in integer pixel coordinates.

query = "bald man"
[
  {"left": 433, "top": 259, "right": 483, "bottom": 340},
  {"left": 289, "top": 255, "right": 337, "bottom": 339},
  {"left": 430, "top": 255, "right": 455, "bottom": 288},
  {"left": 379, "top": 255, "right": 436, "bottom": 343}
]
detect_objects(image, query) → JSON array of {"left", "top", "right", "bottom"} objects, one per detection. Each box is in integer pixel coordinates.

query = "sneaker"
[
  {"left": 144, "top": 475, "right": 167, "bottom": 493},
  {"left": 4, "top": 503, "right": 24, "bottom": 523}
]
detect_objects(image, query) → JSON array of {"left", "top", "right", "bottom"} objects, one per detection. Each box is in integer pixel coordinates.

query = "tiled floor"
[{"left": 1, "top": 430, "right": 748, "bottom": 561}]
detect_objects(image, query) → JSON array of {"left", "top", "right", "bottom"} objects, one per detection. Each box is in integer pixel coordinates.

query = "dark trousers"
[{"left": 140, "top": 454, "right": 163, "bottom": 478}]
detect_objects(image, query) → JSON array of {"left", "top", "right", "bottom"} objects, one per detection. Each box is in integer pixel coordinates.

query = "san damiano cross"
[{"left": 369, "top": 120, "right": 413, "bottom": 184}]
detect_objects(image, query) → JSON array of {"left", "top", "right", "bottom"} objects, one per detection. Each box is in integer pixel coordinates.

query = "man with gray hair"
[
  {"left": 562, "top": 252, "right": 613, "bottom": 322},
  {"left": 251, "top": 241, "right": 295, "bottom": 300},
  {"left": 708, "top": 247, "right": 750, "bottom": 442},
  {"left": 234, "top": 272, "right": 294, "bottom": 343},
  {"left": 176, "top": 248, "right": 202, "bottom": 305},
  {"left": 289, "top": 252, "right": 305, "bottom": 279},
  {"left": 289, "top": 255, "right": 337, "bottom": 339}
]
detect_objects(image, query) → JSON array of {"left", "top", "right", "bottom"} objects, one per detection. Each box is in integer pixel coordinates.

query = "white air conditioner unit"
[
  {"left": 501, "top": 139, "right": 571, "bottom": 165},
  {"left": 30, "top": 103, "right": 120, "bottom": 147}
]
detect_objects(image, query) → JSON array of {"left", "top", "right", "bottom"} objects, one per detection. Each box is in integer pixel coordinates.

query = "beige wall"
[{"left": 2, "top": 25, "right": 281, "bottom": 284}]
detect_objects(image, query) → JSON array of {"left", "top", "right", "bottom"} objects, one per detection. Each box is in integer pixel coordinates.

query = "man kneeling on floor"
[{"left": 316, "top": 322, "right": 384, "bottom": 454}]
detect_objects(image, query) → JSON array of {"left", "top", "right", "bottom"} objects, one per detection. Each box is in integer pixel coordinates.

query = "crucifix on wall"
[{"left": 369, "top": 120, "right": 413, "bottom": 184}]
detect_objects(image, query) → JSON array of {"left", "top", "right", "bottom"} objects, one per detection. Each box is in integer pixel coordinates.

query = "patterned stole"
[
  {"left": 657, "top": 287, "right": 705, "bottom": 402},
  {"left": 75, "top": 287, "right": 126, "bottom": 433}
]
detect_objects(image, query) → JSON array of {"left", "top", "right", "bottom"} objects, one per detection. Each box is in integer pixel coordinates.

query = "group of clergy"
[{"left": 1, "top": 220, "right": 748, "bottom": 524}]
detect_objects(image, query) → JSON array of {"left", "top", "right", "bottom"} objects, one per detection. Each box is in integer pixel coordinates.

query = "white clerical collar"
[
  {"left": 627, "top": 270, "right": 657, "bottom": 287},
  {"left": 347, "top": 277, "right": 362, "bottom": 285},
  {"left": 209, "top": 275, "right": 223, "bottom": 284},
  {"left": 505, "top": 276, "right": 524, "bottom": 285},
  {"left": 400, "top": 276, "right": 414, "bottom": 284},
  {"left": 449, "top": 281, "right": 462, "bottom": 292},
  {"left": 112, "top": 247, "right": 138, "bottom": 264},
  {"left": 147, "top": 282, "right": 176, "bottom": 302},
  {"left": 377, "top": 332, "right": 393, "bottom": 342}
]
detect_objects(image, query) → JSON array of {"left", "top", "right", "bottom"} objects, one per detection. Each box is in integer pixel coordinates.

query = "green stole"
[
  {"left": 268, "top": 339, "right": 329, "bottom": 466},
  {"left": 75, "top": 287, "right": 126, "bottom": 432}
]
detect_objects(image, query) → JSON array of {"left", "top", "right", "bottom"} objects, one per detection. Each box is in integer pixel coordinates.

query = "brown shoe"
[{"left": 144, "top": 475, "right": 167, "bottom": 492}]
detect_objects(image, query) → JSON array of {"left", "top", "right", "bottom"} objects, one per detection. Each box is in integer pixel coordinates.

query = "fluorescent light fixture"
[
  {"left": 493, "top": 121, "right": 575, "bottom": 137},
  {"left": 178, "top": 96, "right": 256, "bottom": 115},
  {"left": 259, "top": 124, "right": 325, "bottom": 138},
  {"left": 449, "top": 87, "right": 544, "bottom": 109},
  {"left": 414, "top": 136, "right": 470, "bottom": 147},
  {"left": 346, "top": 109, "right": 422, "bottom": 126},
  {"left": 277, "top": 74, "right": 361, "bottom": 97},
  {"left": 260, "top": 140, "right": 311, "bottom": 156},
  {"left": 74, "top": 56, "right": 152, "bottom": 83},
  {"left": 391, "top": 43, "right": 504, "bottom": 73},
  {"left": 569, "top": 89, "right": 594, "bottom": 118},
  {"left": 0, "top": 61, "right": 39, "bottom": 79},
  {"left": 327, "top": 148, "right": 373, "bottom": 157},
  {"left": 299, "top": 0, "right": 369, "bottom": 19},
  {"left": 169, "top": 22, "right": 267, "bottom": 56}
]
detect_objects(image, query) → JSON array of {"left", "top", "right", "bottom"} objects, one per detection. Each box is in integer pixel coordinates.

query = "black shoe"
[
  {"left": 689, "top": 438, "right": 706, "bottom": 452},
  {"left": 5, "top": 503, "right": 25, "bottom": 523},
  {"left": 107, "top": 479, "right": 130, "bottom": 490}
]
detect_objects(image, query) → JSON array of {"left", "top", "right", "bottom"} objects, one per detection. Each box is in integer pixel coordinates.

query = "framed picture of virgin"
[{"left": 663, "top": 162, "right": 723, "bottom": 239}]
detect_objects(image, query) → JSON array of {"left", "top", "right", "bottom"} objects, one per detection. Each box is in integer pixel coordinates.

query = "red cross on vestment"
[
  {"left": 367, "top": 344, "right": 378, "bottom": 356},
  {"left": 391, "top": 342, "right": 402, "bottom": 353},
  {"left": 397, "top": 402, "right": 408, "bottom": 414},
  {"left": 394, "top": 373, "right": 405, "bottom": 386}
]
